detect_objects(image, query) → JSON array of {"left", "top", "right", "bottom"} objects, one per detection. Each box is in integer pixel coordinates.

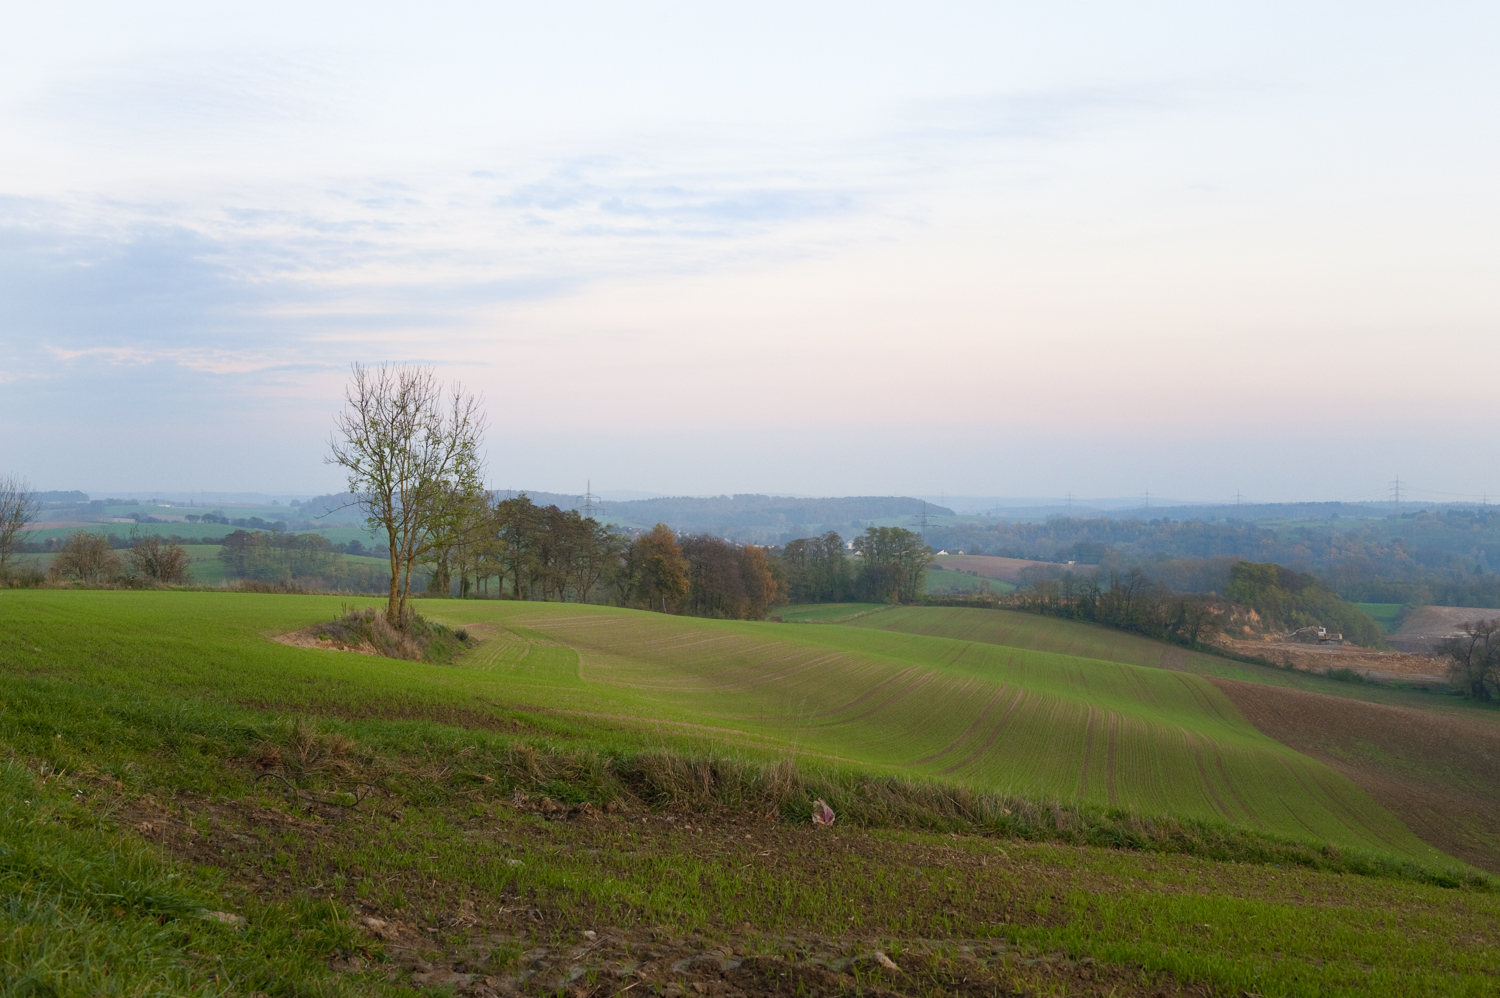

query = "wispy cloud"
[{"left": 27, "top": 51, "right": 337, "bottom": 146}]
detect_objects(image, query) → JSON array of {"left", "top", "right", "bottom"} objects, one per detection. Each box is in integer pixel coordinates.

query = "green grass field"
[
  {"left": 0, "top": 591, "right": 1441, "bottom": 860},
  {"left": 777, "top": 602, "right": 890, "bottom": 622},
  {"left": 851, "top": 604, "right": 1499, "bottom": 717},
  {"left": 25, "top": 522, "right": 379, "bottom": 545},
  {"left": 11, "top": 545, "right": 390, "bottom": 588},
  {"left": 1355, "top": 602, "right": 1407, "bottom": 634},
  {"left": 924, "top": 567, "right": 1017, "bottom": 594},
  {"left": 2, "top": 590, "right": 1498, "bottom": 996}
]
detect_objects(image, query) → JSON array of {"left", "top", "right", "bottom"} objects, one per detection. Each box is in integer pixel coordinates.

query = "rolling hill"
[
  {"left": 4, "top": 589, "right": 1500, "bottom": 996},
  {"left": 830, "top": 603, "right": 1500, "bottom": 871}
]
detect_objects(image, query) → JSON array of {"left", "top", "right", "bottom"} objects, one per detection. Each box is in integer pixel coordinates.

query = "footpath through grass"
[{"left": 1, "top": 590, "right": 1497, "bottom": 996}]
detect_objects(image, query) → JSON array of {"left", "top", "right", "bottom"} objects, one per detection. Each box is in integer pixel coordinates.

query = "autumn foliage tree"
[
  {"left": 618, "top": 524, "right": 691, "bottom": 613},
  {"left": 679, "top": 535, "right": 779, "bottom": 619}
]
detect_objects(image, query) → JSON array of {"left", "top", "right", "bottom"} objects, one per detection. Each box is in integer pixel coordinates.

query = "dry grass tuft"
[{"left": 280, "top": 605, "right": 470, "bottom": 663}]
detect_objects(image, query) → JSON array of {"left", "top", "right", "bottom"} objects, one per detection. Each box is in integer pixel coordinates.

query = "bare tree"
[
  {"left": 328, "top": 363, "right": 486, "bottom": 627},
  {"left": 1439, "top": 619, "right": 1500, "bottom": 701},
  {"left": 127, "top": 532, "right": 192, "bottom": 585},
  {"left": 50, "top": 530, "right": 123, "bottom": 585},
  {"left": 0, "top": 475, "right": 39, "bottom": 579}
]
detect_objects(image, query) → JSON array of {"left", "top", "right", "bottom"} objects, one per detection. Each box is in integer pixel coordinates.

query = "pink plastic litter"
[{"left": 811, "top": 799, "right": 835, "bottom": 826}]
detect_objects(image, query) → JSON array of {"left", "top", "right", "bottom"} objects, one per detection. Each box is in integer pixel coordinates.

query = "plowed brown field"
[{"left": 1210, "top": 676, "right": 1500, "bottom": 873}]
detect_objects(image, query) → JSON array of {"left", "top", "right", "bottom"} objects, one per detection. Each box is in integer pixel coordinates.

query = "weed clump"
[
  {"left": 303, "top": 606, "right": 470, "bottom": 663},
  {"left": 252, "top": 719, "right": 365, "bottom": 778}
]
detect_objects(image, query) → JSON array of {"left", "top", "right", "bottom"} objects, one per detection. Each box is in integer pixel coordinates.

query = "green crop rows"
[{"left": 5, "top": 590, "right": 1500, "bottom": 996}]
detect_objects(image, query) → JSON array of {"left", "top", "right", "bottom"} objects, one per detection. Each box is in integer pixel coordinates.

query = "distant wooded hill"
[{"left": 497, "top": 492, "right": 952, "bottom": 542}]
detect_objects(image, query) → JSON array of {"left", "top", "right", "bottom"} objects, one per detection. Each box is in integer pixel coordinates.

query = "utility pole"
[
  {"left": 1066, "top": 491, "right": 1073, "bottom": 513},
  {"left": 1143, "top": 490, "right": 1151, "bottom": 510},
  {"left": 1234, "top": 491, "right": 1242, "bottom": 507},
  {"left": 1391, "top": 475, "right": 1402, "bottom": 507},
  {"left": 580, "top": 480, "right": 599, "bottom": 519}
]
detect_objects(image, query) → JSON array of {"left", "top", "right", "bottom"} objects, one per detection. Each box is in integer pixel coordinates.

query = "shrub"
[
  {"left": 309, "top": 606, "right": 468, "bottom": 663},
  {"left": 126, "top": 535, "right": 191, "bottom": 585},
  {"left": 48, "top": 531, "right": 122, "bottom": 585}
]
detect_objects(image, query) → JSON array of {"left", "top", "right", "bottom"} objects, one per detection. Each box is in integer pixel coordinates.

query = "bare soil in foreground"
[
  {"left": 115, "top": 791, "right": 1220, "bottom": 998},
  {"left": 1210, "top": 677, "right": 1500, "bottom": 873}
]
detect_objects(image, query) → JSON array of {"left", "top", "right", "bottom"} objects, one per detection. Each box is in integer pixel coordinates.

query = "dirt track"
[
  {"left": 1219, "top": 639, "right": 1448, "bottom": 682},
  {"left": 1210, "top": 676, "right": 1500, "bottom": 873}
]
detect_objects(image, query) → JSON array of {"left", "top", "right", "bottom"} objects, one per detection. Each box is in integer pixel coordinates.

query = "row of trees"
[
  {"left": 1004, "top": 567, "right": 1224, "bottom": 647},
  {"left": 217, "top": 530, "right": 341, "bottom": 583},
  {"left": 779, "top": 527, "right": 933, "bottom": 604},
  {"left": 417, "top": 493, "right": 620, "bottom": 603},
  {"left": 421, "top": 496, "right": 781, "bottom": 620},
  {"left": 46, "top": 531, "right": 191, "bottom": 586},
  {"left": 325, "top": 365, "right": 943, "bottom": 627}
]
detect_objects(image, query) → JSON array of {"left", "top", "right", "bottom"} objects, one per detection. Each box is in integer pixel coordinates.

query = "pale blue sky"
[{"left": 2, "top": 2, "right": 1497, "bottom": 502}]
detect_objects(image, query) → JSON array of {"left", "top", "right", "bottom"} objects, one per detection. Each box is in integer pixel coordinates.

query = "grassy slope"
[
  {"left": 429, "top": 602, "right": 1436, "bottom": 865},
  {"left": 840, "top": 605, "right": 1500, "bottom": 872},
  {"left": 847, "top": 604, "right": 1500, "bottom": 717},
  {"left": 0, "top": 592, "right": 1450, "bottom": 862},
  {"left": 1356, "top": 602, "right": 1407, "bottom": 635},
  {"left": 1, "top": 590, "right": 1499, "bottom": 996}
]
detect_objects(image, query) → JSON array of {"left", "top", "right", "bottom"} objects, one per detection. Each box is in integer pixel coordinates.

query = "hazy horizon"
[{"left": 4, "top": 4, "right": 1497, "bottom": 502}]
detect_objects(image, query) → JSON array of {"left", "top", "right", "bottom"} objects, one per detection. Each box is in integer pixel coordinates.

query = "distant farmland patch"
[
  {"left": 1355, "top": 602, "right": 1406, "bottom": 635},
  {"left": 932, "top": 553, "right": 1076, "bottom": 583},
  {"left": 925, "top": 567, "right": 1017, "bottom": 595}
]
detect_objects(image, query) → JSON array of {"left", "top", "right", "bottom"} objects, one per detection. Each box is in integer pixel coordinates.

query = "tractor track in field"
[
  {"left": 1181, "top": 731, "right": 1236, "bottom": 824},
  {"left": 1079, "top": 708, "right": 1099, "bottom": 799},
  {"left": 938, "top": 689, "right": 1029, "bottom": 776},
  {"left": 909, "top": 683, "right": 1013, "bottom": 767}
]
